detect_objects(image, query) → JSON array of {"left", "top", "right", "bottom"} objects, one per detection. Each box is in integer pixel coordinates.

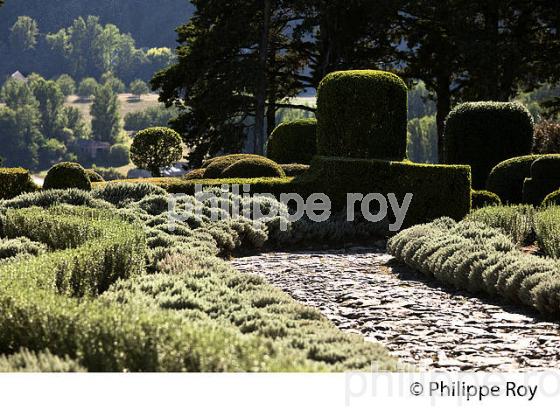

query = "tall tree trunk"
[
  {"left": 254, "top": 0, "right": 271, "bottom": 155},
  {"left": 436, "top": 74, "right": 451, "bottom": 164}
]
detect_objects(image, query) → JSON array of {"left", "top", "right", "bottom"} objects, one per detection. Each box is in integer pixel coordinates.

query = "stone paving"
[{"left": 231, "top": 247, "right": 560, "bottom": 371}]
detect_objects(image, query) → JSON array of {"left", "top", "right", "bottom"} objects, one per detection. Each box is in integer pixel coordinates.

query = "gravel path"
[{"left": 231, "top": 247, "right": 560, "bottom": 371}]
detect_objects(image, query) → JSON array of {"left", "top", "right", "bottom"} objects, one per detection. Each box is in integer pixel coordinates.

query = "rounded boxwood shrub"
[
  {"left": 0, "top": 168, "right": 37, "bottom": 199},
  {"left": 221, "top": 157, "right": 286, "bottom": 179},
  {"left": 444, "top": 102, "right": 534, "bottom": 188},
  {"left": 202, "top": 154, "right": 265, "bottom": 179},
  {"left": 43, "top": 162, "right": 92, "bottom": 191},
  {"left": 316, "top": 70, "right": 408, "bottom": 160},
  {"left": 85, "top": 169, "right": 105, "bottom": 183},
  {"left": 472, "top": 190, "right": 502, "bottom": 209},
  {"left": 280, "top": 163, "right": 310, "bottom": 177},
  {"left": 486, "top": 155, "right": 542, "bottom": 204},
  {"left": 530, "top": 155, "right": 560, "bottom": 179},
  {"left": 543, "top": 189, "right": 560, "bottom": 206},
  {"left": 267, "top": 119, "right": 317, "bottom": 164},
  {"left": 184, "top": 168, "right": 206, "bottom": 180}
]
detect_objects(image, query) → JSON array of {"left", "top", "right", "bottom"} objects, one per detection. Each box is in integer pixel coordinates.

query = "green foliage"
[
  {"left": 523, "top": 178, "right": 560, "bottom": 206},
  {"left": 0, "top": 189, "right": 112, "bottom": 210},
  {"left": 532, "top": 121, "right": 560, "bottom": 154},
  {"left": 280, "top": 164, "right": 310, "bottom": 177},
  {"left": 296, "top": 157, "right": 471, "bottom": 227},
  {"left": 471, "top": 190, "right": 502, "bottom": 209},
  {"left": 267, "top": 119, "right": 317, "bottom": 165},
  {"left": 9, "top": 16, "right": 38, "bottom": 50},
  {"left": 129, "top": 79, "right": 150, "bottom": 98},
  {"left": 467, "top": 205, "right": 535, "bottom": 245},
  {"left": 0, "top": 168, "right": 36, "bottom": 199},
  {"left": 77, "top": 78, "right": 99, "bottom": 99},
  {"left": 43, "top": 162, "right": 92, "bottom": 191},
  {"left": 91, "top": 167, "right": 126, "bottom": 181},
  {"left": 543, "top": 189, "right": 560, "bottom": 207},
  {"left": 530, "top": 156, "right": 560, "bottom": 179},
  {"left": 535, "top": 207, "right": 560, "bottom": 259},
  {"left": 0, "top": 349, "right": 85, "bottom": 372},
  {"left": 221, "top": 157, "right": 286, "bottom": 179},
  {"left": 202, "top": 154, "right": 265, "bottom": 179},
  {"left": 444, "top": 102, "right": 534, "bottom": 188},
  {"left": 85, "top": 169, "right": 104, "bottom": 183},
  {"left": 108, "top": 144, "right": 130, "bottom": 166},
  {"left": 0, "top": 237, "right": 47, "bottom": 260},
  {"left": 124, "top": 105, "right": 177, "bottom": 131},
  {"left": 487, "top": 155, "right": 544, "bottom": 204},
  {"left": 130, "top": 127, "right": 183, "bottom": 177},
  {"left": 91, "top": 84, "right": 121, "bottom": 143},
  {"left": 56, "top": 74, "right": 76, "bottom": 96},
  {"left": 316, "top": 70, "right": 408, "bottom": 160},
  {"left": 388, "top": 218, "right": 560, "bottom": 314},
  {"left": 92, "top": 182, "right": 167, "bottom": 207},
  {"left": 407, "top": 115, "right": 437, "bottom": 164},
  {"left": 101, "top": 72, "right": 126, "bottom": 94},
  {"left": 184, "top": 168, "right": 206, "bottom": 180}
]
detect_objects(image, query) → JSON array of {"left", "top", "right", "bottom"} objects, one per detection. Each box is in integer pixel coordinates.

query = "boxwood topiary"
[
  {"left": 472, "top": 190, "right": 502, "bottom": 209},
  {"left": 85, "top": 169, "right": 105, "bottom": 183},
  {"left": 316, "top": 70, "right": 408, "bottom": 160},
  {"left": 522, "top": 178, "right": 560, "bottom": 206},
  {"left": 280, "top": 163, "right": 310, "bottom": 177},
  {"left": 43, "top": 162, "right": 92, "bottom": 191},
  {"left": 444, "top": 102, "right": 534, "bottom": 189},
  {"left": 486, "top": 155, "right": 542, "bottom": 204},
  {"left": 221, "top": 157, "right": 286, "bottom": 179},
  {"left": 0, "top": 168, "right": 37, "bottom": 199},
  {"left": 203, "top": 154, "right": 267, "bottom": 179},
  {"left": 530, "top": 155, "right": 560, "bottom": 179},
  {"left": 267, "top": 119, "right": 317, "bottom": 164},
  {"left": 543, "top": 189, "right": 560, "bottom": 206},
  {"left": 184, "top": 168, "right": 206, "bottom": 180}
]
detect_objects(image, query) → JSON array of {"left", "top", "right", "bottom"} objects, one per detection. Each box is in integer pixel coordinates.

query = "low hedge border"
[
  {"left": 388, "top": 218, "right": 560, "bottom": 315},
  {"left": 0, "top": 168, "right": 37, "bottom": 200}
]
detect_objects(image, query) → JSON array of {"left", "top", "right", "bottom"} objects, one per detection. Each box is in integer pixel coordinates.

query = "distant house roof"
[{"left": 10, "top": 71, "right": 27, "bottom": 82}]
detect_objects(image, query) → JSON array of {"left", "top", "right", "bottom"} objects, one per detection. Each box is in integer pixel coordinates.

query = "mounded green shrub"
[
  {"left": 92, "top": 182, "right": 167, "bottom": 207},
  {"left": 43, "top": 162, "right": 92, "bottom": 191},
  {"left": 316, "top": 70, "right": 408, "bottom": 160},
  {"left": 467, "top": 205, "right": 534, "bottom": 245},
  {"left": 202, "top": 154, "right": 264, "bottom": 179},
  {"left": 535, "top": 207, "right": 560, "bottom": 259},
  {"left": 221, "top": 157, "right": 286, "bottom": 179},
  {"left": 530, "top": 156, "right": 560, "bottom": 179},
  {"left": 184, "top": 168, "right": 206, "bottom": 180},
  {"left": 295, "top": 156, "right": 471, "bottom": 227},
  {"left": 280, "top": 163, "right": 310, "bottom": 177},
  {"left": 472, "top": 190, "right": 502, "bottom": 209},
  {"left": 85, "top": 169, "right": 105, "bottom": 183},
  {"left": 108, "top": 144, "right": 130, "bottom": 167},
  {"left": 267, "top": 119, "right": 317, "bottom": 164},
  {"left": 0, "top": 349, "right": 86, "bottom": 372},
  {"left": 523, "top": 178, "right": 560, "bottom": 206},
  {"left": 486, "top": 155, "right": 543, "bottom": 204},
  {"left": 543, "top": 189, "right": 560, "bottom": 207},
  {"left": 444, "top": 102, "right": 534, "bottom": 188},
  {"left": 388, "top": 218, "right": 560, "bottom": 314},
  {"left": 0, "top": 168, "right": 36, "bottom": 199}
]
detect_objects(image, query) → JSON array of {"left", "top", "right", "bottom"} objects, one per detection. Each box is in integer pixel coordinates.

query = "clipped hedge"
[
  {"left": 472, "top": 190, "right": 502, "bottom": 209},
  {"left": 295, "top": 156, "right": 471, "bottom": 227},
  {"left": 388, "top": 218, "right": 560, "bottom": 315},
  {"left": 316, "top": 70, "right": 408, "bottom": 160},
  {"left": 531, "top": 156, "right": 560, "bottom": 179},
  {"left": 280, "top": 164, "right": 310, "bottom": 177},
  {"left": 184, "top": 168, "right": 206, "bottom": 180},
  {"left": 486, "top": 155, "right": 543, "bottom": 204},
  {"left": 221, "top": 157, "right": 285, "bottom": 179},
  {"left": 444, "top": 102, "right": 534, "bottom": 188},
  {"left": 43, "top": 162, "right": 92, "bottom": 191},
  {"left": 523, "top": 178, "right": 560, "bottom": 206},
  {"left": 202, "top": 154, "right": 264, "bottom": 179},
  {"left": 543, "top": 189, "right": 560, "bottom": 207},
  {"left": 85, "top": 169, "right": 105, "bottom": 183},
  {"left": 0, "top": 168, "right": 36, "bottom": 199},
  {"left": 267, "top": 119, "right": 317, "bottom": 164}
]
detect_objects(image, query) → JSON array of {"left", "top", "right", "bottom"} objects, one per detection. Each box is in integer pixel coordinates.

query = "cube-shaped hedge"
[
  {"left": 316, "top": 70, "right": 408, "bottom": 160},
  {"left": 294, "top": 157, "right": 471, "bottom": 228},
  {"left": 267, "top": 119, "right": 317, "bottom": 165},
  {"left": 444, "top": 102, "right": 534, "bottom": 188}
]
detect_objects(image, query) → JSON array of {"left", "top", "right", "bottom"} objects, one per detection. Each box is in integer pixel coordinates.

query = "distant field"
[{"left": 66, "top": 93, "right": 161, "bottom": 124}]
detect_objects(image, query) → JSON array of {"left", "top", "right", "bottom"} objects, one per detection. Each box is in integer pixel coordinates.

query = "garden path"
[{"left": 231, "top": 247, "right": 560, "bottom": 371}]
